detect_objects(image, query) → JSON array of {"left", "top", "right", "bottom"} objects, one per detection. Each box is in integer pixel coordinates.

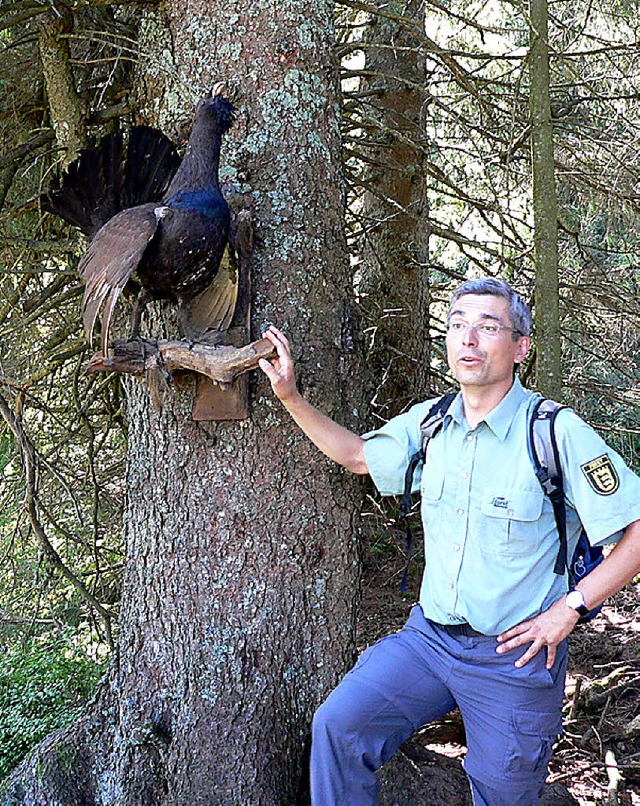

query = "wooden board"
[{"left": 192, "top": 374, "right": 249, "bottom": 420}]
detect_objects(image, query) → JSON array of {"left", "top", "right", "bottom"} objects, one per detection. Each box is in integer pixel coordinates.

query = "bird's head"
[{"left": 195, "top": 86, "right": 236, "bottom": 135}]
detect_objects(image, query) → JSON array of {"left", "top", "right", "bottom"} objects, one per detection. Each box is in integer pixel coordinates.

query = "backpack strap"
[
  {"left": 527, "top": 398, "right": 569, "bottom": 577},
  {"left": 399, "top": 392, "right": 457, "bottom": 591}
]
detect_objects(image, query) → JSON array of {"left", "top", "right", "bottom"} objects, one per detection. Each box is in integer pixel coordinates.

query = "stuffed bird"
[{"left": 42, "top": 90, "right": 237, "bottom": 355}]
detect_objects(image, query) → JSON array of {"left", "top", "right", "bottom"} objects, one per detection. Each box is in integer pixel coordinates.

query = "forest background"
[{"left": 0, "top": 0, "right": 638, "bottom": 803}]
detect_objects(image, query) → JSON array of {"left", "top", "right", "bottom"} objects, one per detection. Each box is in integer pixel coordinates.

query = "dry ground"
[{"left": 357, "top": 518, "right": 640, "bottom": 806}]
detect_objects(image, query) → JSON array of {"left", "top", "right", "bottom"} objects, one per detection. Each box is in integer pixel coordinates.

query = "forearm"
[
  {"left": 497, "top": 519, "right": 640, "bottom": 668},
  {"left": 259, "top": 326, "right": 369, "bottom": 474},
  {"left": 278, "top": 391, "right": 369, "bottom": 474},
  {"left": 576, "top": 519, "right": 640, "bottom": 610}
]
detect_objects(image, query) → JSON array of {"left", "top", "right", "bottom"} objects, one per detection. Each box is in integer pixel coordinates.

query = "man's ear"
[{"left": 514, "top": 336, "right": 531, "bottom": 365}]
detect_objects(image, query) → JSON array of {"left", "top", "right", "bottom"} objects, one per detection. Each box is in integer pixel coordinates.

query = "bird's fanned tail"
[
  {"left": 121, "top": 127, "right": 181, "bottom": 209},
  {"left": 42, "top": 128, "right": 181, "bottom": 239},
  {"left": 42, "top": 132, "right": 125, "bottom": 237}
]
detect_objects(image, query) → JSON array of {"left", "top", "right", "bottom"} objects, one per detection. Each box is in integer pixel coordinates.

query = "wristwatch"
[{"left": 566, "top": 590, "right": 590, "bottom": 618}]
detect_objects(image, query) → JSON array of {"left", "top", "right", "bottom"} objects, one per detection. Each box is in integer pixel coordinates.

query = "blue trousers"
[{"left": 311, "top": 605, "right": 567, "bottom": 806}]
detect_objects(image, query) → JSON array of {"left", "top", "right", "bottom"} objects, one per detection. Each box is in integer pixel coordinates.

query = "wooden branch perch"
[{"left": 86, "top": 336, "right": 277, "bottom": 386}]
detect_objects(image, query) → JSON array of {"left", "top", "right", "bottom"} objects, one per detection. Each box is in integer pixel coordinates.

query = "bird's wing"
[
  {"left": 179, "top": 240, "right": 238, "bottom": 340},
  {"left": 80, "top": 204, "right": 160, "bottom": 355}
]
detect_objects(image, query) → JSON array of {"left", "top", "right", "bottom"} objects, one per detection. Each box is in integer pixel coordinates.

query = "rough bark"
[
  {"left": 529, "top": 0, "right": 562, "bottom": 399},
  {"left": 1, "top": 1, "right": 363, "bottom": 803},
  {"left": 38, "top": 8, "right": 87, "bottom": 166},
  {"left": 357, "top": 0, "right": 435, "bottom": 416}
]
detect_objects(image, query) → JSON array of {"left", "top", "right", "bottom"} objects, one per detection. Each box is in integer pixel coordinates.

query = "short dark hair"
[{"left": 449, "top": 278, "right": 531, "bottom": 338}]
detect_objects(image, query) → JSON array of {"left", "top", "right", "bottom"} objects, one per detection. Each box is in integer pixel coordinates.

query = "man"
[{"left": 259, "top": 278, "right": 640, "bottom": 805}]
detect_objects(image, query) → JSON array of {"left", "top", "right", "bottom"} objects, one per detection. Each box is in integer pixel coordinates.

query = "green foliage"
[{"left": 0, "top": 635, "right": 105, "bottom": 780}]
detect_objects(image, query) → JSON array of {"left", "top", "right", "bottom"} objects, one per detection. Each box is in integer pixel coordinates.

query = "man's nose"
[{"left": 462, "top": 324, "right": 479, "bottom": 346}]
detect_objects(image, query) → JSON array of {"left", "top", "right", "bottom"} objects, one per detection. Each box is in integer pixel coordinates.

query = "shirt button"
[
  {"left": 460, "top": 471, "right": 469, "bottom": 479},
  {"left": 508, "top": 509, "right": 514, "bottom": 516},
  {"left": 448, "top": 582, "right": 454, "bottom": 590},
  {"left": 453, "top": 543, "right": 460, "bottom": 552},
  {"left": 458, "top": 508, "right": 465, "bottom": 516},
  {"left": 466, "top": 435, "right": 474, "bottom": 442}
]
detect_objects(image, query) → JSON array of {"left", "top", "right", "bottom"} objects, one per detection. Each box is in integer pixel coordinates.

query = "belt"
[{"left": 438, "top": 621, "right": 486, "bottom": 638}]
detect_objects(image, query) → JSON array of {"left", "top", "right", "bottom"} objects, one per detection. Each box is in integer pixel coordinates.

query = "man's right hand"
[{"left": 259, "top": 325, "right": 299, "bottom": 404}]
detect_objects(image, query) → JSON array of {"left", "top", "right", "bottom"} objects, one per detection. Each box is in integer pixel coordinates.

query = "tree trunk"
[
  {"left": 1, "top": 2, "right": 363, "bottom": 803},
  {"left": 356, "top": 0, "right": 435, "bottom": 415},
  {"left": 529, "top": 0, "right": 562, "bottom": 399}
]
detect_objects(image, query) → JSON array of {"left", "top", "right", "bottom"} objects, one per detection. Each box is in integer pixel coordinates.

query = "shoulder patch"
[{"left": 580, "top": 454, "right": 620, "bottom": 496}]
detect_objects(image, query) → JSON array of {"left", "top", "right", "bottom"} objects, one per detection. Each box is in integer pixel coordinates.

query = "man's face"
[{"left": 446, "top": 294, "right": 530, "bottom": 391}]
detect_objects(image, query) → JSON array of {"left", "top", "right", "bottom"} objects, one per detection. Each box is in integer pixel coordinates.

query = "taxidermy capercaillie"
[{"left": 41, "top": 90, "right": 237, "bottom": 356}]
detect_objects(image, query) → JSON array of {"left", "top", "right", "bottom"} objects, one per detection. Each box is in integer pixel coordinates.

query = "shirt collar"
[{"left": 446, "top": 377, "right": 528, "bottom": 441}]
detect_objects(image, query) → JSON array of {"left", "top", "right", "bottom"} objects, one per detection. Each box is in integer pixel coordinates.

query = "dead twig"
[
  {"left": 605, "top": 749, "right": 623, "bottom": 806},
  {"left": 0, "top": 389, "right": 114, "bottom": 648}
]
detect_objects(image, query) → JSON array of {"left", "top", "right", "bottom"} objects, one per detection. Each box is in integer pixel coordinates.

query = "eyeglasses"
[{"left": 446, "top": 319, "right": 523, "bottom": 338}]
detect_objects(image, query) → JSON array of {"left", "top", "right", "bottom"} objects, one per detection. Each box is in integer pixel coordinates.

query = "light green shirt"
[{"left": 362, "top": 378, "right": 640, "bottom": 635}]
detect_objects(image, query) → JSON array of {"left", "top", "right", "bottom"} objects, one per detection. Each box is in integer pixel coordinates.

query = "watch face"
[
  {"left": 566, "top": 591, "right": 584, "bottom": 609},
  {"left": 566, "top": 591, "right": 588, "bottom": 614}
]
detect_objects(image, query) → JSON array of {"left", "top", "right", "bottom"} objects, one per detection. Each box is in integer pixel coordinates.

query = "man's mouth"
[{"left": 458, "top": 354, "right": 482, "bottom": 366}]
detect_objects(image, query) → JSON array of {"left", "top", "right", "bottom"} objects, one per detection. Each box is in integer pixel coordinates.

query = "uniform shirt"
[{"left": 362, "top": 378, "right": 640, "bottom": 635}]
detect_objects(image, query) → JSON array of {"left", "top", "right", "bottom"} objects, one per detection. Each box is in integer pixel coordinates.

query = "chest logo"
[
  {"left": 491, "top": 496, "right": 509, "bottom": 509},
  {"left": 580, "top": 454, "right": 619, "bottom": 496}
]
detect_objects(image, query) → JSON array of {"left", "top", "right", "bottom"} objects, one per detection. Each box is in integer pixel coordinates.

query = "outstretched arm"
[{"left": 259, "top": 326, "right": 369, "bottom": 475}]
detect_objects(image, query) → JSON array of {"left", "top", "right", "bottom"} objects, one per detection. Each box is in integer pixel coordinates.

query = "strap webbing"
[
  {"left": 399, "top": 392, "right": 456, "bottom": 591},
  {"left": 527, "top": 398, "right": 569, "bottom": 578}
]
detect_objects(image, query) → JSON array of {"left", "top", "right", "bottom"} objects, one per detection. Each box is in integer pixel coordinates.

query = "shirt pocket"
[
  {"left": 480, "top": 488, "right": 545, "bottom": 556},
  {"left": 421, "top": 463, "right": 445, "bottom": 500}
]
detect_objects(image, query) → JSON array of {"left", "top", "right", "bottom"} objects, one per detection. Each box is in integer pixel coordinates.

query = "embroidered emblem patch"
[{"left": 581, "top": 454, "right": 620, "bottom": 496}]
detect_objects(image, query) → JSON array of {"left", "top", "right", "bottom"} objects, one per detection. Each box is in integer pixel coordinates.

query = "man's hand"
[
  {"left": 259, "top": 326, "right": 299, "bottom": 404},
  {"left": 496, "top": 596, "right": 580, "bottom": 669}
]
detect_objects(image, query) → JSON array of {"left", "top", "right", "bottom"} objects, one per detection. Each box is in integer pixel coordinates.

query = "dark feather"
[
  {"left": 121, "top": 127, "right": 182, "bottom": 209},
  {"left": 42, "top": 131, "right": 125, "bottom": 238},
  {"left": 42, "top": 127, "right": 180, "bottom": 238}
]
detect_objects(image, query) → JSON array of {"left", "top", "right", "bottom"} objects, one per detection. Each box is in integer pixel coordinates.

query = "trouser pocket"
[{"left": 505, "top": 708, "right": 563, "bottom": 774}]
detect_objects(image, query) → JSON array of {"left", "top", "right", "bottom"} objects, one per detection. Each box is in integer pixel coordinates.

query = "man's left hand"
[{"left": 496, "top": 597, "right": 580, "bottom": 669}]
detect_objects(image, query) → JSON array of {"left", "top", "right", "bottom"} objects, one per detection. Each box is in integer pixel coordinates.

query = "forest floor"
[{"left": 357, "top": 519, "right": 640, "bottom": 806}]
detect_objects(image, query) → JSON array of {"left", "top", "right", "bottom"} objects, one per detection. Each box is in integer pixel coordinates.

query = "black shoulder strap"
[
  {"left": 400, "top": 392, "right": 457, "bottom": 518},
  {"left": 527, "top": 398, "right": 569, "bottom": 576},
  {"left": 420, "top": 391, "right": 458, "bottom": 448},
  {"left": 399, "top": 392, "right": 457, "bottom": 591}
]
